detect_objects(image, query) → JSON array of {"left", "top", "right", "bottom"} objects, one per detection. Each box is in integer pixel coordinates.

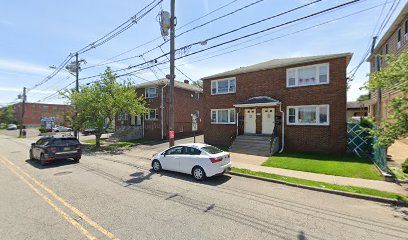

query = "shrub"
[
  {"left": 402, "top": 158, "right": 408, "bottom": 174},
  {"left": 359, "top": 118, "right": 375, "bottom": 128},
  {"left": 38, "top": 127, "right": 50, "bottom": 133}
]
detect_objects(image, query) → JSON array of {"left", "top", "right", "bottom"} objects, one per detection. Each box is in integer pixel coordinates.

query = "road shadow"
[
  {"left": 25, "top": 158, "right": 79, "bottom": 169},
  {"left": 125, "top": 169, "right": 231, "bottom": 186}
]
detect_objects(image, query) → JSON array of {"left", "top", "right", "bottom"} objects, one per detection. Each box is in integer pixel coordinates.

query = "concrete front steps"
[{"left": 229, "top": 135, "right": 274, "bottom": 156}]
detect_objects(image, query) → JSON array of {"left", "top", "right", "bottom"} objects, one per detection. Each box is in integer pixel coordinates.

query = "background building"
[
  {"left": 13, "top": 102, "right": 72, "bottom": 127},
  {"left": 367, "top": 2, "right": 408, "bottom": 123}
]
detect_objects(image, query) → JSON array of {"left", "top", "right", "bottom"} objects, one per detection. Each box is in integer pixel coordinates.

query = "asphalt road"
[{"left": 1, "top": 134, "right": 408, "bottom": 240}]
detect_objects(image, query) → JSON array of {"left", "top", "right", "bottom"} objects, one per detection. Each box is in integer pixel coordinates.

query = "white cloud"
[
  {"left": 0, "top": 59, "right": 53, "bottom": 76},
  {"left": 0, "top": 87, "right": 55, "bottom": 94}
]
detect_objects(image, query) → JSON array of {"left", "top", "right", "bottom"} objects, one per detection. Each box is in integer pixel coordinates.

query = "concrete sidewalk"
[{"left": 231, "top": 153, "right": 408, "bottom": 195}]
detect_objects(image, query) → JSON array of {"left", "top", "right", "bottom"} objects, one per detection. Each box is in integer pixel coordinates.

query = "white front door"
[
  {"left": 244, "top": 109, "right": 256, "bottom": 134},
  {"left": 262, "top": 108, "right": 275, "bottom": 134}
]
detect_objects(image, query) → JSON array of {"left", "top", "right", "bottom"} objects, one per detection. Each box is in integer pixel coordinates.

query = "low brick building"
[
  {"left": 201, "top": 53, "right": 352, "bottom": 154},
  {"left": 114, "top": 79, "right": 202, "bottom": 140},
  {"left": 13, "top": 102, "right": 72, "bottom": 127},
  {"left": 347, "top": 101, "right": 369, "bottom": 120}
]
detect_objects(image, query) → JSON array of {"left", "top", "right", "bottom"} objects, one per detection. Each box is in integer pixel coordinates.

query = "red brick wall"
[
  {"left": 14, "top": 102, "right": 71, "bottom": 127},
  {"left": 115, "top": 85, "right": 202, "bottom": 140},
  {"left": 202, "top": 57, "right": 348, "bottom": 153}
]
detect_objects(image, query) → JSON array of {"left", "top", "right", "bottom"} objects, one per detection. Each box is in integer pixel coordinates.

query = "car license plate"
[{"left": 63, "top": 147, "right": 71, "bottom": 151}]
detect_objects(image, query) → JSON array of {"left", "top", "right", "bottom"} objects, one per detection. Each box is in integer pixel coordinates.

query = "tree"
[
  {"left": 0, "top": 105, "right": 16, "bottom": 124},
  {"left": 357, "top": 93, "right": 370, "bottom": 101},
  {"left": 191, "top": 80, "right": 203, "bottom": 89},
  {"left": 367, "top": 53, "right": 408, "bottom": 147},
  {"left": 62, "top": 67, "right": 148, "bottom": 148}
]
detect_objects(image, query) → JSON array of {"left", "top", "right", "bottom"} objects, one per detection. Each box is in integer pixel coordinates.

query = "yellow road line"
[
  {"left": 0, "top": 156, "right": 120, "bottom": 240},
  {"left": 0, "top": 158, "right": 97, "bottom": 240}
]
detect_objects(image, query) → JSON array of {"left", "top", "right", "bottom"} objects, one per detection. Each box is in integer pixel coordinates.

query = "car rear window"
[
  {"left": 52, "top": 139, "right": 80, "bottom": 146},
  {"left": 202, "top": 146, "right": 223, "bottom": 154}
]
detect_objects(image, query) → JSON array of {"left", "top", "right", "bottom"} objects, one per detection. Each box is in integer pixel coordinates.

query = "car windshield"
[
  {"left": 202, "top": 146, "right": 223, "bottom": 154},
  {"left": 52, "top": 139, "right": 80, "bottom": 146}
]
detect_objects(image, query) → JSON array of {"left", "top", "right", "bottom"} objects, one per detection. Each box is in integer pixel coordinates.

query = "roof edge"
[{"left": 201, "top": 52, "right": 353, "bottom": 80}]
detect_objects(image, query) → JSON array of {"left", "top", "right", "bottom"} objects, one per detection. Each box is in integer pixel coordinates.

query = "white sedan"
[
  {"left": 52, "top": 125, "right": 72, "bottom": 132},
  {"left": 151, "top": 143, "right": 232, "bottom": 181}
]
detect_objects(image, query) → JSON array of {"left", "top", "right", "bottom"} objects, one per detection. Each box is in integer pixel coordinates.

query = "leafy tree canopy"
[
  {"left": 367, "top": 53, "right": 408, "bottom": 147},
  {"left": 62, "top": 67, "right": 148, "bottom": 147},
  {"left": 0, "top": 105, "right": 15, "bottom": 124},
  {"left": 357, "top": 94, "right": 370, "bottom": 101}
]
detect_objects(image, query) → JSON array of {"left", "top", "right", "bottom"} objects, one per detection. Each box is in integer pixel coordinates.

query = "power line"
[
  {"left": 78, "top": 0, "right": 367, "bottom": 82},
  {"left": 348, "top": 0, "right": 400, "bottom": 80},
  {"left": 41, "top": 0, "right": 370, "bottom": 98},
  {"left": 27, "top": 54, "right": 73, "bottom": 93},
  {"left": 76, "top": 0, "right": 163, "bottom": 55},
  {"left": 158, "top": 45, "right": 193, "bottom": 81},
  {"left": 83, "top": 0, "right": 323, "bottom": 72},
  {"left": 27, "top": 0, "right": 164, "bottom": 100},
  {"left": 84, "top": 0, "right": 320, "bottom": 70},
  {"left": 175, "top": 2, "right": 392, "bottom": 69},
  {"left": 82, "top": 0, "right": 245, "bottom": 70}
]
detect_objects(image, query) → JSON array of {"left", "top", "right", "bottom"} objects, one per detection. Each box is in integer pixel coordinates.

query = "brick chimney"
[{"left": 184, "top": 79, "right": 189, "bottom": 84}]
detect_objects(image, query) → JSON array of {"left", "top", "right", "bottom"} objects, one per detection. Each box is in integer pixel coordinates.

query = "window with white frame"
[
  {"left": 145, "top": 109, "right": 158, "bottom": 120},
  {"left": 287, "top": 63, "right": 329, "bottom": 87},
  {"left": 211, "top": 109, "right": 236, "bottom": 124},
  {"left": 287, "top": 105, "right": 329, "bottom": 125},
  {"left": 118, "top": 113, "right": 128, "bottom": 121},
  {"left": 145, "top": 87, "right": 157, "bottom": 98},
  {"left": 211, "top": 78, "right": 236, "bottom": 95}
]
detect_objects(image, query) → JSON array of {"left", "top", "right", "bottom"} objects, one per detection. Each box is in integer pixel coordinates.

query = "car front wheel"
[
  {"left": 40, "top": 154, "right": 47, "bottom": 166},
  {"left": 152, "top": 160, "right": 162, "bottom": 172},
  {"left": 192, "top": 166, "right": 206, "bottom": 181}
]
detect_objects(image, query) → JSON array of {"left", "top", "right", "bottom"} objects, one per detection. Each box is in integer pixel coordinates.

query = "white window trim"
[
  {"left": 286, "top": 63, "right": 330, "bottom": 88},
  {"left": 145, "top": 109, "right": 158, "bottom": 120},
  {"left": 118, "top": 113, "right": 128, "bottom": 121},
  {"left": 286, "top": 104, "right": 330, "bottom": 126},
  {"left": 145, "top": 87, "right": 157, "bottom": 98},
  {"left": 210, "top": 108, "right": 236, "bottom": 124},
  {"left": 210, "top": 77, "right": 236, "bottom": 95}
]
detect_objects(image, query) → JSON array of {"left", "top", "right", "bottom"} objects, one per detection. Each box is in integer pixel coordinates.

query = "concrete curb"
[{"left": 228, "top": 171, "right": 408, "bottom": 207}]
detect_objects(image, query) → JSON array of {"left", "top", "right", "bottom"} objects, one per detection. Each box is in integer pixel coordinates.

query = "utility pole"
[
  {"left": 168, "top": 0, "right": 176, "bottom": 147},
  {"left": 74, "top": 52, "right": 80, "bottom": 140},
  {"left": 19, "top": 87, "right": 26, "bottom": 137},
  {"left": 371, "top": 36, "right": 382, "bottom": 123}
]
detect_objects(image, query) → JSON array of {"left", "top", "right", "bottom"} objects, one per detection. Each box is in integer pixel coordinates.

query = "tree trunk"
[{"left": 95, "top": 133, "right": 102, "bottom": 148}]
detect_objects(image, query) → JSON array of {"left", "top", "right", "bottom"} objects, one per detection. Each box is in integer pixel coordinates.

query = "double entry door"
[{"left": 244, "top": 108, "right": 275, "bottom": 134}]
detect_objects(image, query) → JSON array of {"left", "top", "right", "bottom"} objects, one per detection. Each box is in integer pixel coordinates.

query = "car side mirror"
[{"left": 31, "top": 143, "right": 35, "bottom": 147}]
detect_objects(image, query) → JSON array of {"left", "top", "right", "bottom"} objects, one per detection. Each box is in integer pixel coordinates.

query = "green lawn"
[
  {"left": 232, "top": 168, "right": 408, "bottom": 203},
  {"left": 262, "top": 152, "right": 383, "bottom": 180},
  {"left": 82, "top": 138, "right": 108, "bottom": 144},
  {"left": 82, "top": 138, "right": 165, "bottom": 148}
]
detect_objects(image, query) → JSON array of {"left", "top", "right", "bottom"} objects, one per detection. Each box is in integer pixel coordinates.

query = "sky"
[{"left": 0, "top": 0, "right": 406, "bottom": 105}]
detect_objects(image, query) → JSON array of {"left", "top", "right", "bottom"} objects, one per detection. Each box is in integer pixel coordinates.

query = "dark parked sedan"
[{"left": 29, "top": 136, "right": 82, "bottom": 165}]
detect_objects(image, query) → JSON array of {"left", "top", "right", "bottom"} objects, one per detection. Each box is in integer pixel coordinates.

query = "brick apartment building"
[
  {"left": 201, "top": 53, "right": 352, "bottom": 155},
  {"left": 114, "top": 79, "right": 202, "bottom": 140},
  {"left": 367, "top": 2, "right": 408, "bottom": 123},
  {"left": 13, "top": 102, "right": 72, "bottom": 127}
]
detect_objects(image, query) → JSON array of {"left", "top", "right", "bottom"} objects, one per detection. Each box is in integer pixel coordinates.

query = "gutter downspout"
[
  {"left": 236, "top": 108, "right": 240, "bottom": 137},
  {"left": 161, "top": 84, "right": 168, "bottom": 140},
  {"left": 279, "top": 103, "right": 285, "bottom": 153}
]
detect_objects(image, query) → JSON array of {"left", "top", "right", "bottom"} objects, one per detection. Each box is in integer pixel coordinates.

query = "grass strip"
[
  {"left": 232, "top": 167, "right": 408, "bottom": 203},
  {"left": 262, "top": 152, "right": 383, "bottom": 180}
]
